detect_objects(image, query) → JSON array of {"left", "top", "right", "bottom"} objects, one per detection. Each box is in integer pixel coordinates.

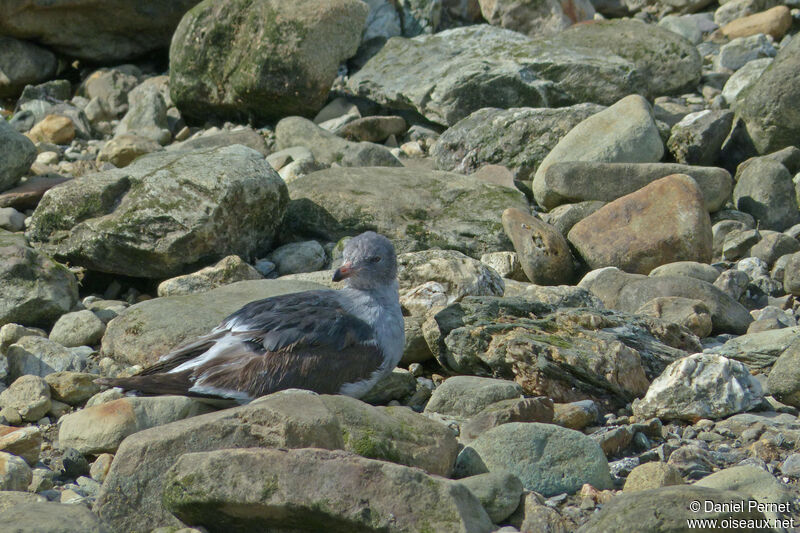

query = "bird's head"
[{"left": 333, "top": 231, "right": 397, "bottom": 290}]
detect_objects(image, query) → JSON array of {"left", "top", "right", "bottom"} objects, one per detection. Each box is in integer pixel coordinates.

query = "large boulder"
[
  {"left": 0, "top": 0, "right": 202, "bottom": 62},
  {"left": 163, "top": 448, "right": 493, "bottom": 533},
  {"left": 283, "top": 166, "right": 528, "bottom": 259},
  {"left": 532, "top": 95, "right": 664, "bottom": 206},
  {"left": 102, "top": 279, "right": 323, "bottom": 368},
  {"left": 736, "top": 30, "right": 800, "bottom": 154},
  {"left": 26, "top": 145, "right": 288, "bottom": 278},
  {"left": 567, "top": 175, "right": 713, "bottom": 274},
  {"left": 0, "top": 231, "right": 78, "bottom": 329},
  {"left": 347, "top": 24, "right": 645, "bottom": 126},
  {"left": 422, "top": 296, "right": 695, "bottom": 406},
  {"left": 431, "top": 104, "right": 604, "bottom": 181},
  {"left": 551, "top": 19, "right": 702, "bottom": 99},
  {"left": 535, "top": 162, "right": 732, "bottom": 212},
  {"left": 579, "top": 268, "right": 753, "bottom": 334},
  {"left": 455, "top": 422, "right": 613, "bottom": 496},
  {"left": 0, "top": 117, "right": 37, "bottom": 193},
  {"left": 170, "top": 0, "right": 368, "bottom": 123},
  {"left": 94, "top": 391, "right": 459, "bottom": 532}
]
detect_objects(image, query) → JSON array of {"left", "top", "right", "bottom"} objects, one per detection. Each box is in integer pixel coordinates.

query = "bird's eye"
[{"left": 369, "top": 256, "right": 381, "bottom": 263}]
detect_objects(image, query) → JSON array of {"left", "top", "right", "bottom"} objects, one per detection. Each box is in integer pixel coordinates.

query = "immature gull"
[{"left": 97, "top": 232, "right": 405, "bottom": 403}]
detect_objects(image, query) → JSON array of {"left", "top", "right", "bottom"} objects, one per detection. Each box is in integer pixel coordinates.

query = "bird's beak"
[{"left": 332, "top": 261, "right": 353, "bottom": 282}]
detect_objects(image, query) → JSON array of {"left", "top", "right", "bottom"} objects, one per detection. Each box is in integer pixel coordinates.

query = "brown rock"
[
  {"left": 44, "top": 371, "right": 101, "bottom": 405},
  {"left": 554, "top": 400, "right": 598, "bottom": 430},
  {"left": 26, "top": 115, "right": 75, "bottom": 145},
  {"left": 338, "top": 115, "right": 407, "bottom": 143},
  {"left": 502, "top": 207, "right": 574, "bottom": 285},
  {"left": 721, "top": 6, "right": 792, "bottom": 41},
  {"left": 0, "top": 175, "right": 71, "bottom": 209},
  {"left": 97, "top": 134, "right": 163, "bottom": 167},
  {"left": 472, "top": 164, "right": 516, "bottom": 189},
  {"left": 0, "top": 425, "right": 41, "bottom": 465},
  {"left": 568, "top": 175, "right": 712, "bottom": 274}
]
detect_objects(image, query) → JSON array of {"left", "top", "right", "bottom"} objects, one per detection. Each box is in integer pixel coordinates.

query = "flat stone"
[
  {"left": 636, "top": 297, "right": 713, "bottom": 338},
  {"left": 721, "top": 5, "right": 792, "bottom": 40},
  {"left": 97, "top": 134, "right": 163, "bottom": 167},
  {"left": 0, "top": 500, "right": 112, "bottom": 532},
  {"left": 424, "top": 376, "right": 523, "bottom": 418},
  {"left": 462, "top": 397, "right": 554, "bottom": 441},
  {"left": 533, "top": 95, "right": 664, "bottom": 206},
  {"left": 156, "top": 255, "right": 263, "bottom": 297},
  {"left": 623, "top": 462, "right": 684, "bottom": 492}
]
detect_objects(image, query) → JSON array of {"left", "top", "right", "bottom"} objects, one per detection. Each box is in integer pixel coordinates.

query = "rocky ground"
[{"left": 1, "top": 0, "right": 800, "bottom": 532}]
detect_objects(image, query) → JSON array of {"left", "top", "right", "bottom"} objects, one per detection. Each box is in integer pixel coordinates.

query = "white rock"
[{"left": 632, "top": 353, "right": 762, "bottom": 421}]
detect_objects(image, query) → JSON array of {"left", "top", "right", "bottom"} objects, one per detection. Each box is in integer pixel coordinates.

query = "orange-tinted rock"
[
  {"left": 26, "top": 115, "right": 75, "bottom": 145},
  {"left": 721, "top": 6, "right": 792, "bottom": 40},
  {"left": 568, "top": 174, "right": 712, "bottom": 274}
]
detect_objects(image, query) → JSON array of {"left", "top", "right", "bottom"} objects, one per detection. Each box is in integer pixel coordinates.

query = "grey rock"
[
  {"left": 749, "top": 231, "right": 800, "bottom": 267},
  {"left": 0, "top": 1, "right": 201, "bottom": 62},
  {"left": 94, "top": 391, "right": 459, "bottom": 532},
  {"left": 0, "top": 36, "right": 58, "bottom": 98},
  {"left": 169, "top": 128, "right": 269, "bottom": 156},
  {"left": 721, "top": 57, "right": 772, "bottom": 105},
  {"left": 783, "top": 252, "right": 800, "bottom": 296},
  {"left": 115, "top": 83, "right": 170, "bottom": 145},
  {"left": 458, "top": 471, "right": 524, "bottom": 523},
  {"left": 157, "top": 255, "right": 263, "bottom": 297},
  {"left": 401, "top": 315, "right": 433, "bottom": 364},
  {"left": 733, "top": 157, "right": 800, "bottom": 231},
  {"left": 44, "top": 371, "right": 101, "bottom": 406},
  {"left": 6, "top": 336, "right": 88, "bottom": 381},
  {"left": 424, "top": 376, "right": 523, "bottom": 418},
  {"left": 480, "top": 251, "right": 526, "bottom": 281},
  {"left": 579, "top": 268, "right": 753, "bottom": 334},
  {"left": 27, "top": 145, "right": 288, "bottom": 278},
  {"left": 695, "top": 465, "right": 794, "bottom": 522},
  {"left": 284, "top": 166, "right": 527, "bottom": 259},
  {"left": 0, "top": 231, "right": 78, "bottom": 329},
  {"left": 0, "top": 207, "right": 25, "bottom": 232},
  {"left": 0, "top": 117, "right": 37, "bottom": 192},
  {"left": 347, "top": 24, "right": 644, "bottom": 127},
  {"left": 533, "top": 95, "right": 664, "bottom": 207},
  {"left": 710, "top": 325, "right": 800, "bottom": 370},
  {"left": 551, "top": 19, "right": 702, "bottom": 99},
  {"left": 462, "top": 396, "right": 554, "bottom": 441},
  {"left": 0, "top": 375, "right": 51, "bottom": 423},
  {"left": 535, "top": 161, "right": 732, "bottom": 212},
  {"left": 0, "top": 451, "right": 32, "bottom": 491},
  {"left": 48, "top": 310, "right": 106, "bottom": 348},
  {"left": 360, "top": 368, "right": 417, "bottom": 404},
  {"left": 267, "top": 241, "right": 327, "bottom": 276},
  {"left": 781, "top": 453, "right": 800, "bottom": 477},
  {"left": 0, "top": 501, "right": 111, "bottom": 533},
  {"left": 540, "top": 200, "right": 606, "bottom": 237},
  {"left": 623, "top": 462, "right": 684, "bottom": 492},
  {"left": 578, "top": 486, "right": 767, "bottom": 532},
  {"left": 275, "top": 116, "right": 401, "bottom": 167},
  {"left": 102, "top": 279, "right": 323, "bottom": 368},
  {"left": 766, "top": 338, "right": 800, "bottom": 407},
  {"left": 737, "top": 34, "right": 800, "bottom": 154},
  {"left": 339, "top": 115, "right": 407, "bottom": 143},
  {"left": 455, "top": 422, "right": 613, "bottom": 496},
  {"left": 79, "top": 67, "right": 141, "bottom": 119},
  {"left": 715, "top": 33, "right": 776, "bottom": 71},
  {"left": 163, "top": 448, "right": 493, "bottom": 533},
  {"left": 431, "top": 104, "right": 604, "bottom": 181},
  {"left": 658, "top": 14, "right": 707, "bottom": 44},
  {"left": 667, "top": 109, "right": 734, "bottom": 166},
  {"left": 501, "top": 283, "right": 604, "bottom": 308},
  {"left": 632, "top": 353, "right": 762, "bottom": 421},
  {"left": 636, "top": 297, "right": 713, "bottom": 338},
  {"left": 170, "top": 0, "right": 368, "bottom": 122}
]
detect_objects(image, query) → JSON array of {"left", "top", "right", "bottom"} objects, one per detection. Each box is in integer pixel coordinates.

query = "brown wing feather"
[{"left": 192, "top": 342, "right": 386, "bottom": 398}]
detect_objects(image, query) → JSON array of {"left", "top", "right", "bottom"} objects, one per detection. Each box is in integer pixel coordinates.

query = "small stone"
[
  {"left": 339, "top": 115, "right": 407, "bottom": 143},
  {"left": 269, "top": 241, "right": 327, "bottom": 276},
  {"left": 715, "top": 33, "right": 776, "bottom": 71},
  {"left": 26, "top": 115, "right": 75, "bottom": 145},
  {"left": 424, "top": 376, "right": 523, "bottom": 418},
  {"left": 720, "top": 6, "right": 792, "bottom": 41},
  {"left": 96, "top": 134, "right": 163, "bottom": 167},
  {"left": 49, "top": 310, "right": 106, "bottom": 348},
  {"left": 61, "top": 447, "right": 90, "bottom": 479},
  {"left": 480, "top": 251, "right": 526, "bottom": 281},
  {"left": 462, "top": 397, "right": 555, "bottom": 441},
  {"left": 157, "top": 255, "right": 263, "bottom": 297},
  {"left": 0, "top": 207, "right": 25, "bottom": 231},
  {"left": 553, "top": 400, "right": 599, "bottom": 430},
  {"left": 90, "top": 453, "right": 114, "bottom": 483},
  {"left": 781, "top": 453, "right": 800, "bottom": 477},
  {"left": 44, "top": 372, "right": 101, "bottom": 406}
]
